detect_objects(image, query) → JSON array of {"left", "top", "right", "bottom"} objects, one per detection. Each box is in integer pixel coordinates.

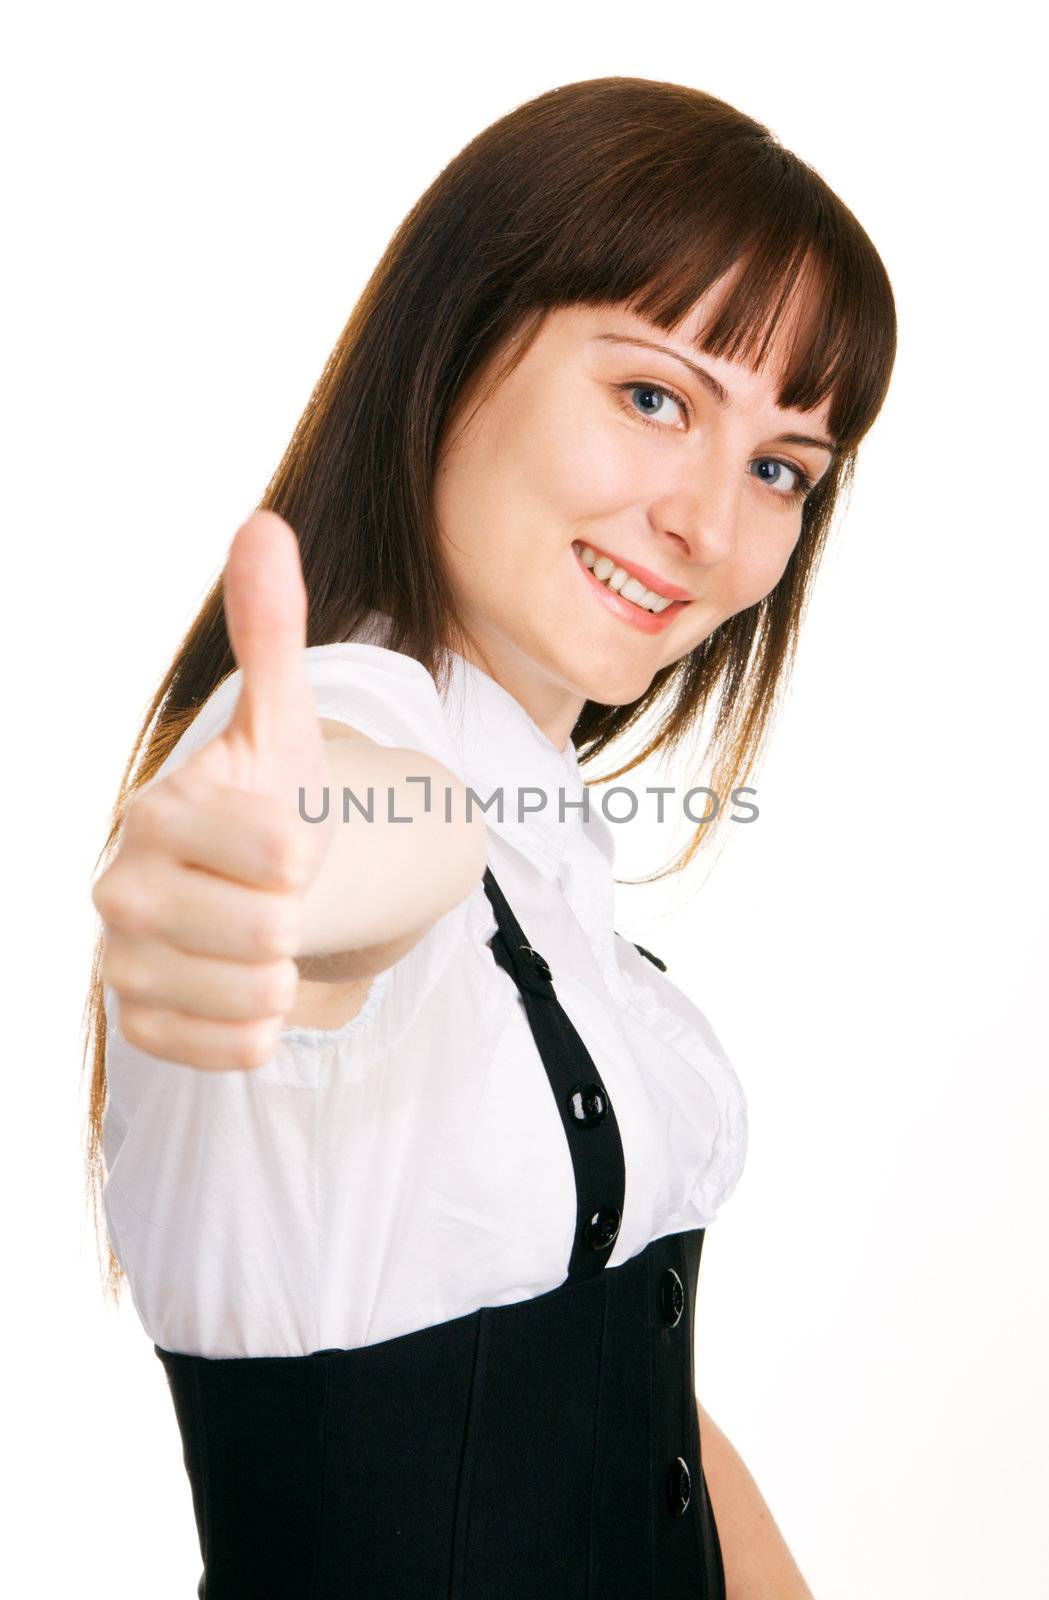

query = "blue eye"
[
  {"left": 749, "top": 458, "right": 814, "bottom": 505},
  {"left": 614, "top": 381, "right": 815, "bottom": 507},
  {"left": 617, "top": 381, "right": 687, "bottom": 429}
]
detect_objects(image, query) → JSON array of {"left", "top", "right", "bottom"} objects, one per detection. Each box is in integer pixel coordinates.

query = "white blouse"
[{"left": 102, "top": 618, "right": 748, "bottom": 1359}]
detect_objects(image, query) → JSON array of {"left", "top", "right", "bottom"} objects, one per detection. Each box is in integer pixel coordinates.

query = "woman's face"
[{"left": 432, "top": 292, "right": 837, "bottom": 752}]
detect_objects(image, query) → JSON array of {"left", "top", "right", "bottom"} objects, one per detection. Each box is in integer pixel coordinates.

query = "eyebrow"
[{"left": 591, "top": 332, "right": 841, "bottom": 456}]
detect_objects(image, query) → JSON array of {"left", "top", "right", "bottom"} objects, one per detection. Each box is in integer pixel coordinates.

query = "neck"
[{"left": 450, "top": 630, "right": 585, "bottom": 756}]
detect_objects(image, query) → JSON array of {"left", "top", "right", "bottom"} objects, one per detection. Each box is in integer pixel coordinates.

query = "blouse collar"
[
  {"left": 439, "top": 646, "right": 622, "bottom": 986},
  {"left": 439, "top": 645, "right": 616, "bottom": 883},
  {"left": 352, "top": 613, "right": 619, "bottom": 959}
]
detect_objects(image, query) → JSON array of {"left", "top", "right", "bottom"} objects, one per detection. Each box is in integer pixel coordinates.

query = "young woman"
[{"left": 84, "top": 76, "right": 896, "bottom": 1599}]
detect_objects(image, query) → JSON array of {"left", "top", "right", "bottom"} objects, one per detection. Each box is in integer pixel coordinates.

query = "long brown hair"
[{"left": 82, "top": 76, "right": 897, "bottom": 1299}]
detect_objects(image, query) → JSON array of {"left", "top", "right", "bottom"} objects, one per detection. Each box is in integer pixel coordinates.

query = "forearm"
[{"left": 698, "top": 1402, "right": 814, "bottom": 1600}]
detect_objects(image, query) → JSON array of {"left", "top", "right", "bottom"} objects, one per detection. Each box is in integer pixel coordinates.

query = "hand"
[{"left": 93, "top": 510, "right": 335, "bottom": 1070}]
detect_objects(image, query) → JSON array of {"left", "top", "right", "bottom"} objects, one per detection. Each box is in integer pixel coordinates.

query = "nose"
[{"left": 651, "top": 455, "right": 743, "bottom": 566}]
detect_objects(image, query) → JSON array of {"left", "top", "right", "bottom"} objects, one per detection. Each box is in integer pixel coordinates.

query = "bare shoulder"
[{"left": 318, "top": 716, "right": 378, "bottom": 743}]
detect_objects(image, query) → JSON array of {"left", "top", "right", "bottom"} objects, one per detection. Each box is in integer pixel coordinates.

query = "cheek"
[
  {"left": 722, "top": 529, "right": 800, "bottom": 613},
  {"left": 515, "top": 393, "right": 639, "bottom": 521}
]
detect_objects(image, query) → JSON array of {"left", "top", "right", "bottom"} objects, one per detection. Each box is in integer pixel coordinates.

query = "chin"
[{"left": 560, "top": 653, "right": 662, "bottom": 710}]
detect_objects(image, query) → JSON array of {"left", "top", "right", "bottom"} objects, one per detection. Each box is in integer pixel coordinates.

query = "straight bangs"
[
  {"left": 624, "top": 207, "right": 895, "bottom": 457},
  {"left": 513, "top": 90, "right": 896, "bottom": 458}
]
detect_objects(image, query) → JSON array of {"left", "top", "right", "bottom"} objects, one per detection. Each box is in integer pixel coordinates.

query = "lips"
[
  {"left": 571, "top": 544, "right": 688, "bottom": 635},
  {"left": 571, "top": 540, "right": 692, "bottom": 603}
]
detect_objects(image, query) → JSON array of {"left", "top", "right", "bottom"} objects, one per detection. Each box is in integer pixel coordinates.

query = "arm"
[
  {"left": 698, "top": 1402, "right": 814, "bottom": 1600},
  {"left": 284, "top": 721, "right": 487, "bottom": 1030},
  {"left": 294, "top": 720, "right": 487, "bottom": 978},
  {"left": 96, "top": 512, "right": 489, "bottom": 1071}
]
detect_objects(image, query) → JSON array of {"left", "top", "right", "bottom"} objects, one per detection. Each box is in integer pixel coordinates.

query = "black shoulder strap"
[
  {"left": 481, "top": 865, "right": 627, "bottom": 1282},
  {"left": 620, "top": 935, "right": 667, "bottom": 972}
]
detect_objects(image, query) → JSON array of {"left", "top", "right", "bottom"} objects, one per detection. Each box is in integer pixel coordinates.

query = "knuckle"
[
  {"left": 124, "top": 787, "right": 168, "bottom": 845},
  {"left": 280, "top": 957, "right": 302, "bottom": 1010},
  {"left": 115, "top": 1000, "right": 160, "bottom": 1054},
  {"left": 91, "top": 872, "right": 114, "bottom": 920},
  {"left": 92, "top": 869, "right": 143, "bottom": 931},
  {"left": 252, "top": 899, "right": 301, "bottom": 960},
  {"left": 262, "top": 821, "right": 311, "bottom": 890},
  {"left": 101, "top": 943, "right": 151, "bottom": 1001},
  {"left": 233, "top": 1019, "right": 279, "bottom": 1071},
  {"left": 255, "top": 959, "right": 299, "bottom": 1016}
]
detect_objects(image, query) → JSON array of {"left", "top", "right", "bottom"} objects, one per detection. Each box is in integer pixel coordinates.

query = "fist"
[{"left": 93, "top": 510, "right": 335, "bottom": 1070}]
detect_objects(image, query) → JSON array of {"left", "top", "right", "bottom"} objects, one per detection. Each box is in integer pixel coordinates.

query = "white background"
[{"left": 4, "top": 3, "right": 1046, "bottom": 1595}]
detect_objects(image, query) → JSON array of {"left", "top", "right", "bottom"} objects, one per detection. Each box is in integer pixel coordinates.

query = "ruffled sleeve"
[{"left": 153, "top": 642, "right": 466, "bottom": 785}]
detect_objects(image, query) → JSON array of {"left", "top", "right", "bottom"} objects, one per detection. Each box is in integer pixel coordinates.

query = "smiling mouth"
[{"left": 571, "top": 541, "right": 691, "bottom": 614}]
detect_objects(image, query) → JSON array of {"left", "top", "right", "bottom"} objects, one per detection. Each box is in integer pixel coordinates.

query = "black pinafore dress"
[{"left": 155, "top": 865, "right": 726, "bottom": 1599}]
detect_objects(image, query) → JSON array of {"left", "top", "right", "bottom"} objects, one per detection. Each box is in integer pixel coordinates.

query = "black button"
[
  {"left": 567, "top": 1082, "right": 608, "bottom": 1128},
  {"left": 518, "top": 944, "right": 551, "bottom": 981},
  {"left": 660, "top": 1267, "right": 684, "bottom": 1328},
  {"left": 666, "top": 1456, "right": 692, "bottom": 1516},
  {"left": 584, "top": 1206, "right": 622, "bottom": 1251}
]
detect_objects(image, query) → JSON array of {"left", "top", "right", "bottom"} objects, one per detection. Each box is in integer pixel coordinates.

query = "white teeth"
[{"left": 573, "top": 543, "right": 676, "bottom": 614}]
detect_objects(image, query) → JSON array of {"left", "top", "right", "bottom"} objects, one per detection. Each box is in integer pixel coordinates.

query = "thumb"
[{"left": 222, "top": 509, "right": 315, "bottom": 756}]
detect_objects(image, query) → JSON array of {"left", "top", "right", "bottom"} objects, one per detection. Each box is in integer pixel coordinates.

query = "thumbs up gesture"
[{"left": 93, "top": 512, "right": 336, "bottom": 1071}]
